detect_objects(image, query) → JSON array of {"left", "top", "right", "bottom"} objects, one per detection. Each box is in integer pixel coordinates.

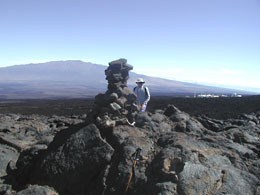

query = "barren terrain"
[{"left": 1, "top": 95, "right": 260, "bottom": 119}]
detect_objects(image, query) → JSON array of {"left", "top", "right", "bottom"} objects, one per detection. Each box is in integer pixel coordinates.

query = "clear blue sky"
[{"left": 1, "top": 0, "right": 260, "bottom": 92}]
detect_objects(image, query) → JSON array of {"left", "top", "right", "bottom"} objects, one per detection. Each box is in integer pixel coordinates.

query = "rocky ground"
[
  {"left": 0, "top": 113, "right": 86, "bottom": 194},
  {"left": 0, "top": 102, "right": 259, "bottom": 194},
  {"left": 0, "top": 59, "right": 259, "bottom": 195}
]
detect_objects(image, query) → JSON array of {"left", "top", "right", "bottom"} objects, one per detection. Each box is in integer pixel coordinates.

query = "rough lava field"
[{"left": 0, "top": 59, "right": 259, "bottom": 195}]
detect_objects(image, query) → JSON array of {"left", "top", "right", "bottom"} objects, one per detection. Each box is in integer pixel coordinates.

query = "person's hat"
[{"left": 136, "top": 78, "right": 145, "bottom": 83}]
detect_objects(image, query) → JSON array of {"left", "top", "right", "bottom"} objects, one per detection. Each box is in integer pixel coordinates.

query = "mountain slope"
[
  {"left": 0, "top": 60, "right": 106, "bottom": 83},
  {"left": 0, "top": 60, "right": 253, "bottom": 99}
]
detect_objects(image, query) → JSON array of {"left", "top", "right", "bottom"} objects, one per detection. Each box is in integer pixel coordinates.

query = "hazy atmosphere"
[{"left": 1, "top": 0, "right": 260, "bottom": 92}]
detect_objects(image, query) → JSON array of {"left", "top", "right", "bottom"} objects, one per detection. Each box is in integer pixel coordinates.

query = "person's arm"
[{"left": 144, "top": 87, "right": 150, "bottom": 104}]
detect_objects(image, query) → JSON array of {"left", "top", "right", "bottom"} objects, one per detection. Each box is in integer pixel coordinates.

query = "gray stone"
[
  {"left": 24, "top": 124, "right": 114, "bottom": 195},
  {"left": 155, "top": 182, "right": 178, "bottom": 195},
  {"left": 110, "top": 102, "right": 122, "bottom": 111},
  {"left": 16, "top": 185, "right": 58, "bottom": 195},
  {"left": 178, "top": 162, "right": 223, "bottom": 195},
  {"left": 0, "top": 144, "right": 19, "bottom": 179}
]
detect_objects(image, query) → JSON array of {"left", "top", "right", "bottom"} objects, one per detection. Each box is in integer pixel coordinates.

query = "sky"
[{"left": 1, "top": 0, "right": 260, "bottom": 92}]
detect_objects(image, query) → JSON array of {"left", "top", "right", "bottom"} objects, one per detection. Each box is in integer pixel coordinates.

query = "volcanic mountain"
[{"left": 0, "top": 60, "right": 252, "bottom": 99}]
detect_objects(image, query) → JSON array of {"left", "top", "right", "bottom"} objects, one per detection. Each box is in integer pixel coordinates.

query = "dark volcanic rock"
[
  {"left": 22, "top": 124, "right": 114, "bottom": 195},
  {"left": 0, "top": 114, "right": 84, "bottom": 152},
  {"left": 16, "top": 185, "right": 58, "bottom": 195},
  {"left": 1, "top": 59, "right": 260, "bottom": 195},
  {"left": 0, "top": 145, "right": 19, "bottom": 182},
  {"left": 3, "top": 112, "right": 260, "bottom": 195}
]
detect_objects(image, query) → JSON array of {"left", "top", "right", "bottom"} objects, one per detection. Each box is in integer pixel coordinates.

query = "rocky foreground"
[
  {"left": 0, "top": 59, "right": 259, "bottom": 195},
  {"left": 0, "top": 106, "right": 260, "bottom": 195}
]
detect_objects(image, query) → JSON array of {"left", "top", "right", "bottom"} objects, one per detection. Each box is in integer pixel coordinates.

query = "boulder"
[
  {"left": 15, "top": 124, "right": 114, "bottom": 195},
  {"left": 16, "top": 185, "right": 58, "bottom": 195},
  {"left": 0, "top": 145, "right": 19, "bottom": 180}
]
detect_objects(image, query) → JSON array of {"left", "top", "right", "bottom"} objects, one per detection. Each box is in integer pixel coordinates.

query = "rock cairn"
[{"left": 93, "top": 58, "right": 137, "bottom": 128}]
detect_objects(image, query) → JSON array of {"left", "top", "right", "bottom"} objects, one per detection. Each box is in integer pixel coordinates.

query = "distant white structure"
[
  {"left": 195, "top": 93, "right": 242, "bottom": 98},
  {"left": 232, "top": 93, "right": 242, "bottom": 97},
  {"left": 197, "top": 94, "right": 219, "bottom": 98}
]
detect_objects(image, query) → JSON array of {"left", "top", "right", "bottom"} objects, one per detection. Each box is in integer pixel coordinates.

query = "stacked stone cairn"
[{"left": 93, "top": 58, "right": 137, "bottom": 128}]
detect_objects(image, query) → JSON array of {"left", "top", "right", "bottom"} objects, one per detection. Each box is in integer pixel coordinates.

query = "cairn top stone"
[{"left": 108, "top": 58, "right": 133, "bottom": 71}]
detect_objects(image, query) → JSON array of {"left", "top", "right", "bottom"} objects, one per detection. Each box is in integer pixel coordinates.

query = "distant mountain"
[{"left": 0, "top": 60, "right": 254, "bottom": 99}]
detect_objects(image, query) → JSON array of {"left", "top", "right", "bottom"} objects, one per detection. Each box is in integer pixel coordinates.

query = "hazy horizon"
[
  {"left": 1, "top": 0, "right": 259, "bottom": 92},
  {"left": 0, "top": 59, "right": 259, "bottom": 94}
]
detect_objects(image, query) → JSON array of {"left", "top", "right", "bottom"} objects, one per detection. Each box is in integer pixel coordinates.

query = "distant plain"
[{"left": 1, "top": 95, "right": 260, "bottom": 120}]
